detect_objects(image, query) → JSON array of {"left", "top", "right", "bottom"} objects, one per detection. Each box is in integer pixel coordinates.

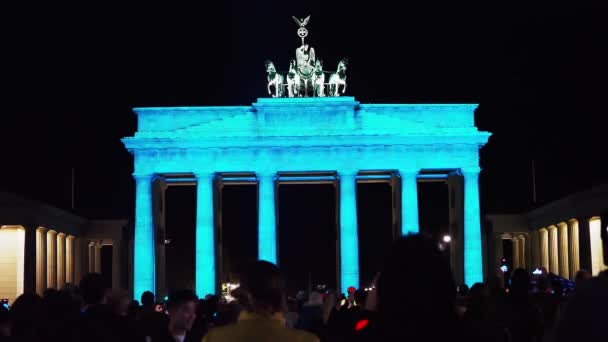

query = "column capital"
[
  {"left": 256, "top": 171, "right": 277, "bottom": 178},
  {"left": 337, "top": 170, "right": 358, "bottom": 177},
  {"left": 133, "top": 173, "right": 155, "bottom": 181},
  {"left": 194, "top": 172, "right": 216, "bottom": 180},
  {"left": 460, "top": 167, "right": 481, "bottom": 175},
  {"left": 398, "top": 168, "right": 420, "bottom": 175}
]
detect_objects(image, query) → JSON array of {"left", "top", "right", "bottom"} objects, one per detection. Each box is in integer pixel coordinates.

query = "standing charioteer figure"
[
  {"left": 264, "top": 15, "right": 348, "bottom": 97},
  {"left": 293, "top": 16, "right": 316, "bottom": 97}
]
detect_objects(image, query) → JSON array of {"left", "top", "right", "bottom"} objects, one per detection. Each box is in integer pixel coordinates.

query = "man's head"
[
  {"left": 377, "top": 234, "right": 456, "bottom": 321},
  {"left": 167, "top": 290, "right": 198, "bottom": 332},
  {"left": 141, "top": 291, "right": 155, "bottom": 307},
  {"left": 239, "top": 261, "right": 286, "bottom": 315},
  {"left": 79, "top": 273, "right": 108, "bottom": 306},
  {"left": 354, "top": 289, "right": 367, "bottom": 306},
  {"left": 575, "top": 269, "right": 592, "bottom": 287}
]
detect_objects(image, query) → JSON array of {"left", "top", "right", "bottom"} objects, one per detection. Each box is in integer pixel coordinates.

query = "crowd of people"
[{"left": 1, "top": 233, "right": 606, "bottom": 342}]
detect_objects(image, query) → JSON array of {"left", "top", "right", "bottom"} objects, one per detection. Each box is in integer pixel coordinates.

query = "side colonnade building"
[
  {"left": 486, "top": 184, "right": 608, "bottom": 279},
  {"left": 0, "top": 192, "right": 127, "bottom": 304},
  {"left": 122, "top": 97, "right": 492, "bottom": 298}
]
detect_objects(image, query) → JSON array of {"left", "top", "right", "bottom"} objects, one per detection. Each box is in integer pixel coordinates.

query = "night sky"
[{"left": 2, "top": 2, "right": 608, "bottom": 290}]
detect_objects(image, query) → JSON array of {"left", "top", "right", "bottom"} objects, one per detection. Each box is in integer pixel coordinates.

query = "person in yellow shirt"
[{"left": 202, "top": 261, "right": 318, "bottom": 342}]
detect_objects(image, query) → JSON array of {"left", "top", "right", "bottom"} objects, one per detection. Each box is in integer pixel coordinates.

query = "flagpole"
[
  {"left": 71, "top": 167, "right": 75, "bottom": 210},
  {"left": 532, "top": 160, "right": 537, "bottom": 204}
]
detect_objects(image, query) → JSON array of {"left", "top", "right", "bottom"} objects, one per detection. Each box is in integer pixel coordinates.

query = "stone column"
[
  {"left": 339, "top": 171, "right": 359, "bottom": 292},
  {"left": 548, "top": 226, "right": 559, "bottom": 275},
  {"left": 195, "top": 173, "right": 216, "bottom": 296},
  {"left": 558, "top": 222, "right": 569, "bottom": 279},
  {"left": 258, "top": 172, "right": 277, "bottom": 264},
  {"left": 512, "top": 238, "right": 520, "bottom": 269},
  {"left": 56, "top": 233, "right": 66, "bottom": 289},
  {"left": 36, "top": 227, "right": 47, "bottom": 295},
  {"left": 588, "top": 217, "right": 605, "bottom": 275},
  {"left": 94, "top": 243, "right": 102, "bottom": 273},
  {"left": 462, "top": 167, "right": 483, "bottom": 285},
  {"left": 133, "top": 174, "right": 156, "bottom": 297},
  {"left": 88, "top": 242, "right": 96, "bottom": 273},
  {"left": 539, "top": 228, "right": 549, "bottom": 271},
  {"left": 568, "top": 220, "right": 580, "bottom": 278},
  {"left": 46, "top": 230, "right": 57, "bottom": 289},
  {"left": 65, "top": 236, "right": 75, "bottom": 284},
  {"left": 519, "top": 235, "right": 526, "bottom": 270},
  {"left": 400, "top": 169, "right": 419, "bottom": 235}
]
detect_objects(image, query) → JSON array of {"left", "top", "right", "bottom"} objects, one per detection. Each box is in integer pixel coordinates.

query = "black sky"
[{"left": 2, "top": 2, "right": 608, "bottom": 220}]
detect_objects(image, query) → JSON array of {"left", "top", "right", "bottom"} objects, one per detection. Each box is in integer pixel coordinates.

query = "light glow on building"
[
  {"left": 123, "top": 97, "right": 491, "bottom": 293},
  {"left": 589, "top": 217, "right": 607, "bottom": 275}
]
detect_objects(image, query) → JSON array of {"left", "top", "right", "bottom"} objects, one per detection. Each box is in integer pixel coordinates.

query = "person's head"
[
  {"left": 323, "top": 290, "right": 337, "bottom": 307},
  {"left": 457, "top": 284, "right": 470, "bottom": 297},
  {"left": 510, "top": 268, "right": 530, "bottom": 297},
  {"left": 321, "top": 291, "right": 337, "bottom": 323},
  {"left": 469, "top": 283, "right": 487, "bottom": 298},
  {"left": 108, "top": 289, "right": 130, "bottom": 316},
  {"left": 354, "top": 289, "right": 367, "bottom": 306},
  {"left": 347, "top": 286, "right": 356, "bottom": 299},
  {"left": 468, "top": 283, "right": 488, "bottom": 310},
  {"left": 43, "top": 288, "right": 81, "bottom": 318},
  {"left": 43, "top": 288, "right": 58, "bottom": 300},
  {"left": 127, "top": 300, "right": 140, "bottom": 318},
  {"left": 10, "top": 293, "right": 43, "bottom": 338},
  {"left": 239, "top": 261, "right": 286, "bottom": 315},
  {"left": 557, "top": 276, "right": 608, "bottom": 342},
  {"left": 307, "top": 291, "right": 323, "bottom": 306},
  {"left": 376, "top": 234, "right": 456, "bottom": 324},
  {"left": 575, "top": 269, "right": 592, "bottom": 288},
  {"left": 166, "top": 290, "right": 198, "bottom": 332},
  {"left": 141, "top": 291, "right": 155, "bottom": 308},
  {"left": 486, "top": 275, "right": 502, "bottom": 294},
  {"left": 287, "top": 299, "right": 299, "bottom": 313},
  {"left": 79, "top": 273, "right": 109, "bottom": 305}
]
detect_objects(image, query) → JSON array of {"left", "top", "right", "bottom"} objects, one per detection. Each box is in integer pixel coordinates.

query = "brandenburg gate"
[
  {"left": 122, "top": 16, "right": 491, "bottom": 298},
  {"left": 122, "top": 97, "right": 491, "bottom": 297}
]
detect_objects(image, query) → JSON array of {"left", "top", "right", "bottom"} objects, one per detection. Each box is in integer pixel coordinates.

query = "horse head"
[
  {"left": 314, "top": 59, "right": 324, "bottom": 75},
  {"left": 265, "top": 60, "right": 276, "bottom": 74}
]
